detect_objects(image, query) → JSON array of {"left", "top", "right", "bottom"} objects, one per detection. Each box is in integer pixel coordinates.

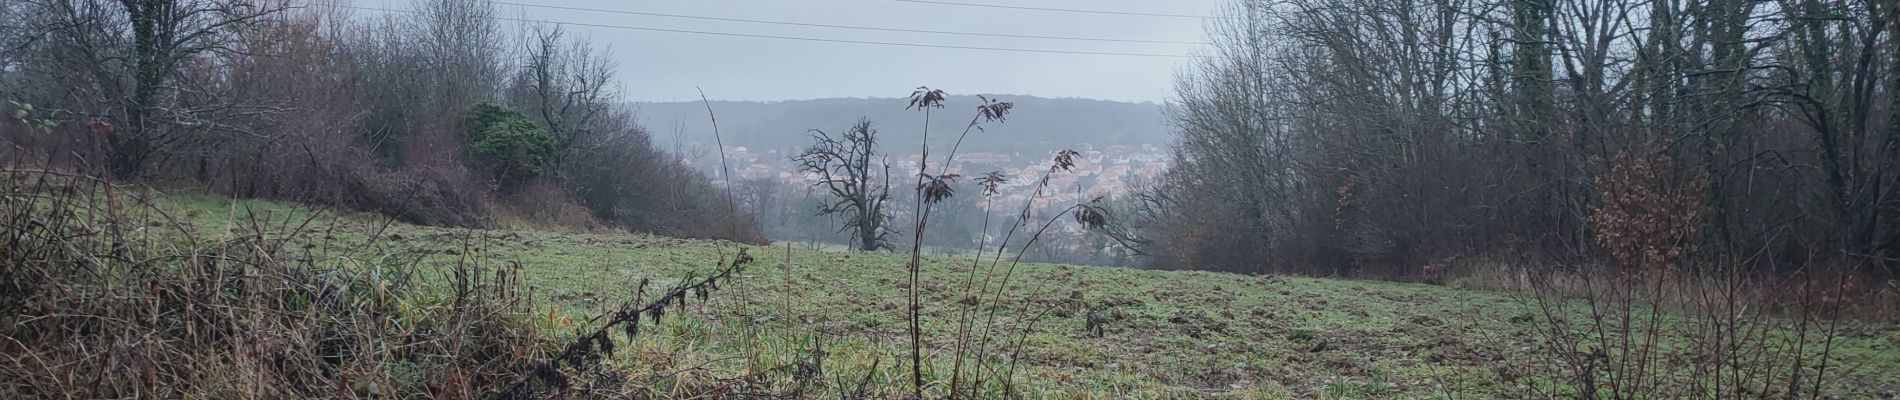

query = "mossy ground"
[{"left": 158, "top": 194, "right": 1900, "bottom": 399}]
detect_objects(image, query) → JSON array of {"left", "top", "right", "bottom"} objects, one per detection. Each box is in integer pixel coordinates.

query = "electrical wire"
[
  {"left": 344, "top": 5, "right": 1204, "bottom": 59},
  {"left": 489, "top": 1, "right": 1208, "bottom": 45},
  {"left": 889, "top": 0, "right": 1211, "bottom": 20}
]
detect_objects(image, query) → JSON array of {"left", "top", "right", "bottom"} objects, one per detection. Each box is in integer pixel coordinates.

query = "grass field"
[{"left": 159, "top": 194, "right": 1900, "bottom": 399}]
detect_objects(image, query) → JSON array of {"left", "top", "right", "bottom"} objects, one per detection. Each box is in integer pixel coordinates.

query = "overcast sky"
[{"left": 482, "top": 0, "right": 1223, "bottom": 103}]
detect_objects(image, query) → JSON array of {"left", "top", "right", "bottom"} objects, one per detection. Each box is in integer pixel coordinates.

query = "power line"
[
  {"left": 344, "top": 6, "right": 1203, "bottom": 59},
  {"left": 889, "top": 0, "right": 1210, "bottom": 20},
  {"left": 489, "top": 1, "right": 1208, "bottom": 46}
]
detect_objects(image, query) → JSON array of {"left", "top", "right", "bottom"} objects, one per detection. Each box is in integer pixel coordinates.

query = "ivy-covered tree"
[{"left": 466, "top": 102, "right": 554, "bottom": 185}]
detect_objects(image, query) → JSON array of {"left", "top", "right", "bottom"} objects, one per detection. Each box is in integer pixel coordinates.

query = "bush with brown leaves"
[{"left": 1588, "top": 152, "right": 1706, "bottom": 270}]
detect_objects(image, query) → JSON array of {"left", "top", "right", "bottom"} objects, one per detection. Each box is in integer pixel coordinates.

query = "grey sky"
[{"left": 491, "top": 0, "right": 1222, "bottom": 102}]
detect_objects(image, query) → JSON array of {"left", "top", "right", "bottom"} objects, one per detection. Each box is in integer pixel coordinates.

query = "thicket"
[
  {"left": 0, "top": 168, "right": 791, "bottom": 398},
  {"left": 1123, "top": 0, "right": 1900, "bottom": 281},
  {"left": 0, "top": 0, "right": 760, "bottom": 242},
  {"left": 0, "top": 169, "right": 542, "bottom": 398},
  {"left": 1115, "top": 1, "right": 1900, "bottom": 395}
]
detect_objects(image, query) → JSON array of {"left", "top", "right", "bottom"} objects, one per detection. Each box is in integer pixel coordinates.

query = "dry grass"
[
  {"left": 1516, "top": 261, "right": 1892, "bottom": 399},
  {"left": 0, "top": 169, "right": 543, "bottom": 398},
  {"left": 490, "top": 181, "right": 609, "bottom": 233},
  {"left": 1448, "top": 256, "right": 1900, "bottom": 324}
]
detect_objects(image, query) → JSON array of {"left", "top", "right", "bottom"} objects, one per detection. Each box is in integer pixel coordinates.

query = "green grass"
[{"left": 154, "top": 194, "right": 1900, "bottom": 399}]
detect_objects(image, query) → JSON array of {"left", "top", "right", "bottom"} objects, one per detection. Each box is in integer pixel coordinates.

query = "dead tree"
[{"left": 793, "top": 118, "right": 895, "bottom": 251}]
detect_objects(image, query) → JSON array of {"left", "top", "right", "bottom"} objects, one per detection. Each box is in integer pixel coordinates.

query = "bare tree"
[
  {"left": 3, "top": 0, "right": 282, "bottom": 177},
  {"left": 793, "top": 118, "right": 895, "bottom": 251},
  {"left": 1142, "top": 0, "right": 1900, "bottom": 275},
  {"left": 113, "top": 0, "right": 284, "bottom": 176},
  {"left": 507, "top": 24, "right": 615, "bottom": 175}
]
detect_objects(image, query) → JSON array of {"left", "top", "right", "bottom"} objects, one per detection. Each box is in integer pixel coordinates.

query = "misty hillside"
[{"left": 632, "top": 95, "right": 1171, "bottom": 154}]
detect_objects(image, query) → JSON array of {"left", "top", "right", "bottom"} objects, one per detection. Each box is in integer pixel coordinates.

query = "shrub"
[
  {"left": 491, "top": 180, "right": 603, "bottom": 231},
  {"left": 362, "top": 163, "right": 491, "bottom": 227},
  {"left": 1587, "top": 152, "right": 1705, "bottom": 270},
  {"left": 465, "top": 102, "right": 554, "bottom": 185}
]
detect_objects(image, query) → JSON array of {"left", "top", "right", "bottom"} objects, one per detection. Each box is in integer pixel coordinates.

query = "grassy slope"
[{"left": 159, "top": 194, "right": 1900, "bottom": 399}]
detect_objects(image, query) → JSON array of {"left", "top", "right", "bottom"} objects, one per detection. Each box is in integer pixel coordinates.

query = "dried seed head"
[
  {"left": 1075, "top": 198, "right": 1109, "bottom": 230},
  {"left": 976, "top": 95, "right": 1014, "bottom": 123},
  {"left": 908, "top": 87, "right": 948, "bottom": 110},
  {"left": 918, "top": 173, "right": 960, "bottom": 204},
  {"left": 1051, "top": 149, "right": 1080, "bottom": 172},
  {"left": 977, "top": 171, "right": 1007, "bottom": 196}
]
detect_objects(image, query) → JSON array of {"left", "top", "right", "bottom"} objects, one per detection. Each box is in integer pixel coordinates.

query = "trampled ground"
[{"left": 163, "top": 195, "right": 1900, "bottom": 399}]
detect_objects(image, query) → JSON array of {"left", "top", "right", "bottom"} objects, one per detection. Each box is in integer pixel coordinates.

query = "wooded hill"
[{"left": 633, "top": 96, "right": 1169, "bottom": 156}]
